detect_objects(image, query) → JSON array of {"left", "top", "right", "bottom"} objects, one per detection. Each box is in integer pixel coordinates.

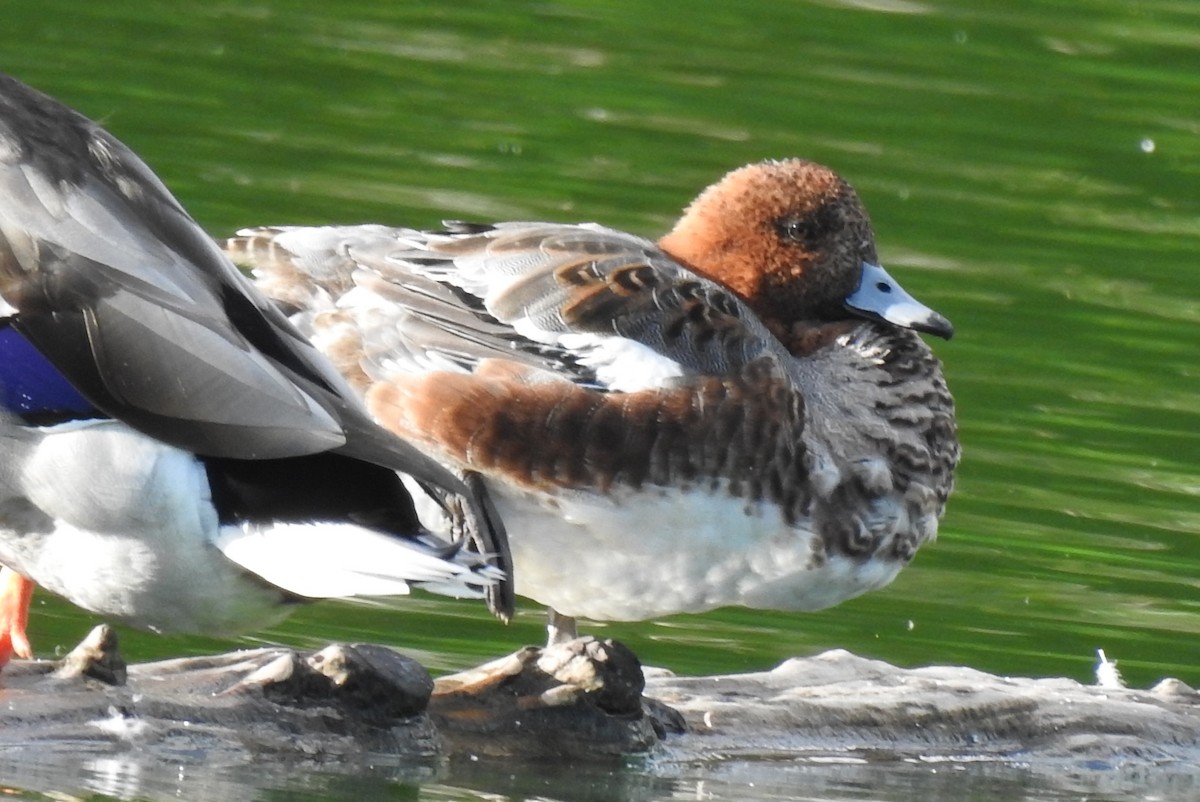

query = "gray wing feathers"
[
  {"left": 400, "top": 223, "right": 781, "bottom": 377},
  {"left": 245, "top": 223, "right": 791, "bottom": 390},
  {"left": 0, "top": 93, "right": 391, "bottom": 458}
]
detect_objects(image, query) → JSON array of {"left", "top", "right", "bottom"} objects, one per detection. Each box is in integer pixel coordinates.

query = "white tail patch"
[{"left": 215, "top": 522, "right": 495, "bottom": 600}]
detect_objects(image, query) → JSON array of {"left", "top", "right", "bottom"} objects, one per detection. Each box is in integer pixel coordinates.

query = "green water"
[{"left": 3, "top": 1, "right": 1199, "bottom": 799}]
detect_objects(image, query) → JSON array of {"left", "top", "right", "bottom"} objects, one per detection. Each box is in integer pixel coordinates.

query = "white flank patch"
[
  {"left": 556, "top": 332, "right": 685, "bottom": 391},
  {"left": 215, "top": 522, "right": 485, "bottom": 599}
]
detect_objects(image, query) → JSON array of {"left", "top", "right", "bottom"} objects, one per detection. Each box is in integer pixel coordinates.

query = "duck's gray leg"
[{"left": 547, "top": 608, "right": 578, "bottom": 647}]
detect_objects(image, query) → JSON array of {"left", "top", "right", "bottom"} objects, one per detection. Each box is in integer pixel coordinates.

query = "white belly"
[{"left": 495, "top": 482, "right": 906, "bottom": 622}]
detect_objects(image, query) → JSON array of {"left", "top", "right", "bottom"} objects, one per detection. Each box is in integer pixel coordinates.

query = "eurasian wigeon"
[
  {"left": 0, "top": 74, "right": 511, "bottom": 667},
  {"left": 227, "top": 158, "right": 959, "bottom": 645}
]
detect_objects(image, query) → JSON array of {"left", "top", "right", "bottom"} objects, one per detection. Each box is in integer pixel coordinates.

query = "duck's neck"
[{"left": 767, "top": 318, "right": 863, "bottom": 359}]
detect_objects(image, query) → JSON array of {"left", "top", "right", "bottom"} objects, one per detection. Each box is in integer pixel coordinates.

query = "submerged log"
[
  {"left": 1, "top": 625, "right": 1198, "bottom": 774},
  {"left": 645, "top": 649, "right": 1200, "bottom": 766}
]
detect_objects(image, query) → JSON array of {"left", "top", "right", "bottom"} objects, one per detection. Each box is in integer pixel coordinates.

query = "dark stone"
[
  {"left": 51, "top": 623, "right": 127, "bottom": 685},
  {"left": 429, "top": 636, "right": 661, "bottom": 759},
  {"left": 256, "top": 643, "right": 434, "bottom": 722}
]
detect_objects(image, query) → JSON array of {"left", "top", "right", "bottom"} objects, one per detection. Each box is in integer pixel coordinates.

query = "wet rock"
[
  {"left": 0, "top": 626, "right": 441, "bottom": 767},
  {"left": 0, "top": 628, "right": 665, "bottom": 765},
  {"left": 51, "top": 623, "right": 126, "bottom": 684},
  {"left": 430, "top": 636, "right": 662, "bottom": 759},
  {"left": 244, "top": 643, "right": 435, "bottom": 722}
]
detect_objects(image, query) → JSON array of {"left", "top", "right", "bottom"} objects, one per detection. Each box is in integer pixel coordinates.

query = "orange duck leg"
[{"left": 0, "top": 566, "right": 34, "bottom": 666}]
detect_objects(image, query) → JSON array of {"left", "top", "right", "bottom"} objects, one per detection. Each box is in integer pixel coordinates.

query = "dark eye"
[
  {"left": 774, "top": 203, "right": 837, "bottom": 245},
  {"left": 776, "top": 216, "right": 815, "bottom": 243}
]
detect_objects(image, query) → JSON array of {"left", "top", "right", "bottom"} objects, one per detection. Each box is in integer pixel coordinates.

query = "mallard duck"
[{"left": 0, "top": 74, "right": 511, "bottom": 666}]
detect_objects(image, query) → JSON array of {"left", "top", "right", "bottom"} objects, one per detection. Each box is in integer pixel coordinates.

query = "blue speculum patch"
[{"left": 0, "top": 324, "right": 97, "bottom": 420}]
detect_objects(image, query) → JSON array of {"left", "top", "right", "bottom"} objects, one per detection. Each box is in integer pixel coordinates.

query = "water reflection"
[{"left": 7, "top": 747, "right": 1200, "bottom": 802}]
